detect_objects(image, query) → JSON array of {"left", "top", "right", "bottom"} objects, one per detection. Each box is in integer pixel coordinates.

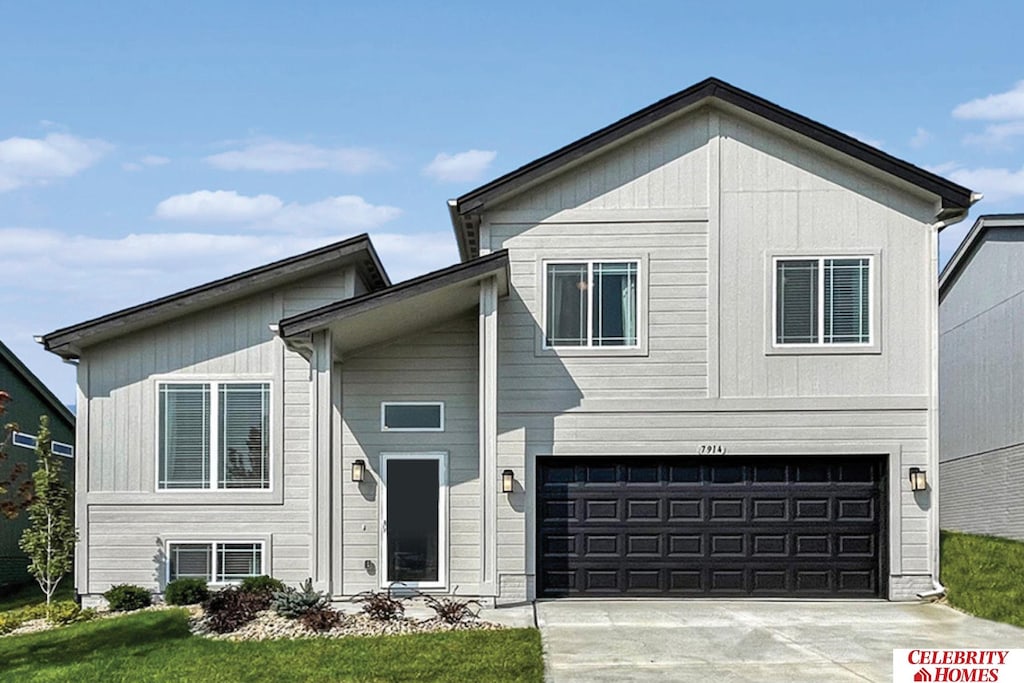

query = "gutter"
[{"left": 918, "top": 195, "right": 981, "bottom": 601}]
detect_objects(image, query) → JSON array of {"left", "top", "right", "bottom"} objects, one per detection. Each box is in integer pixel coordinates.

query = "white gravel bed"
[{"left": 190, "top": 608, "right": 504, "bottom": 641}]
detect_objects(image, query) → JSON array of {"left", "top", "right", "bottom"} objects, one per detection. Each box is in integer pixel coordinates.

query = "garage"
[{"left": 536, "top": 456, "right": 885, "bottom": 598}]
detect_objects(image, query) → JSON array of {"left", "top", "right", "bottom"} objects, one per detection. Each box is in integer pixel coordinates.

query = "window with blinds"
[
  {"left": 775, "top": 257, "right": 871, "bottom": 346},
  {"left": 158, "top": 382, "right": 270, "bottom": 490},
  {"left": 167, "top": 541, "right": 264, "bottom": 583}
]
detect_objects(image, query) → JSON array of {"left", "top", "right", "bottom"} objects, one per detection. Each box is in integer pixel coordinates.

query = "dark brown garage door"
[{"left": 537, "top": 456, "right": 885, "bottom": 598}]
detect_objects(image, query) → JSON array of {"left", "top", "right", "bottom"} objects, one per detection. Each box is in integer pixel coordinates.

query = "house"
[
  {"left": 939, "top": 214, "right": 1024, "bottom": 542},
  {"left": 41, "top": 78, "right": 977, "bottom": 605},
  {"left": 0, "top": 339, "right": 76, "bottom": 589}
]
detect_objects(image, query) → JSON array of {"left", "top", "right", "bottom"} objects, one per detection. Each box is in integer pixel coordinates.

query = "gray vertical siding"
[
  {"left": 339, "top": 315, "right": 480, "bottom": 595},
  {"left": 939, "top": 228, "right": 1024, "bottom": 541}
]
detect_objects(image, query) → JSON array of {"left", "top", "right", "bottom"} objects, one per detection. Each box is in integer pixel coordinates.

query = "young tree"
[
  {"left": 19, "top": 415, "right": 77, "bottom": 608},
  {"left": 0, "top": 390, "right": 33, "bottom": 518}
]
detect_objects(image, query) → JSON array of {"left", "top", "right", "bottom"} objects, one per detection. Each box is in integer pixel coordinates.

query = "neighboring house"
[
  {"left": 939, "top": 214, "right": 1024, "bottom": 542},
  {"left": 42, "top": 78, "right": 976, "bottom": 606},
  {"left": 0, "top": 339, "right": 76, "bottom": 589}
]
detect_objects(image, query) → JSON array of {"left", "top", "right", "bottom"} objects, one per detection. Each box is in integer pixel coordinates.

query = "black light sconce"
[
  {"left": 502, "top": 469, "right": 515, "bottom": 494},
  {"left": 909, "top": 467, "right": 927, "bottom": 492},
  {"left": 352, "top": 459, "right": 366, "bottom": 483}
]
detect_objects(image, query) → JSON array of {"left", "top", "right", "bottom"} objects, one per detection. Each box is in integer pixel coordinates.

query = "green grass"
[
  {"left": 0, "top": 608, "right": 544, "bottom": 682},
  {"left": 0, "top": 581, "right": 74, "bottom": 613},
  {"left": 940, "top": 529, "right": 1024, "bottom": 628}
]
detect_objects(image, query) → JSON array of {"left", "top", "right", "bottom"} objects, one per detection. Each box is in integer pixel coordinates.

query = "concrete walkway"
[{"left": 535, "top": 600, "right": 1024, "bottom": 682}]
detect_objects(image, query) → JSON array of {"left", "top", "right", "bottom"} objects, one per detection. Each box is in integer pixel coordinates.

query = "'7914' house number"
[{"left": 698, "top": 444, "right": 726, "bottom": 455}]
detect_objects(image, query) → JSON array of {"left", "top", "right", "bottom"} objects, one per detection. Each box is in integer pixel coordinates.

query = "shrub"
[
  {"left": 46, "top": 600, "right": 97, "bottom": 626},
  {"left": 240, "top": 575, "right": 285, "bottom": 596},
  {"left": 272, "top": 578, "right": 328, "bottom": 619},
  {"left": 423, "top": 594, "right": 481, "bottom": 625},
  {"left": 352, "top": 588, "right": 407, "bottom": 621},
  {"left": 299, "top": 605, "right": 343, "bottom": 632},
  {"left": 164, "top": 578, "right": 210, "bottom": 606},
  {"left": 104, "top": 584, "right": 152, "bottom": 612},
  {"left": 0, "top": 612, "right": 26, "bottom": 634},
  {"left": 202, "top": 586, "right": 266, "bottom": 634}
]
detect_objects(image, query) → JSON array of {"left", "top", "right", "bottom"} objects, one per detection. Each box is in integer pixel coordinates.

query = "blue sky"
[{"left": 3, "top": 1, "right": 1024, "bottom": 403}]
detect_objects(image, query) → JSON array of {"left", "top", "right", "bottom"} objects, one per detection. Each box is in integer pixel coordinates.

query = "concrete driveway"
[{"left": 536, "top": 600, "right": 1024, "bottom": 682}]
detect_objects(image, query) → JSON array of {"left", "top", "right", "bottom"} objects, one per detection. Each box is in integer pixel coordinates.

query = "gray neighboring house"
[
  {"left": 42, "top": 78, "right": 977, "bottom": 606},
  {"left": 939, "top": 214, "right": 1024, "bottom": 542}
]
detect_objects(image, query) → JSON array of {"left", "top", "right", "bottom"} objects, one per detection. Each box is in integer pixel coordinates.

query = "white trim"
[
  {"left": 164, "top": 539, "right": 267, "bottom": 586},
  {"left": 768, "top": 252, "right": 881, "bottom": 355},
  {"left": 154, "top": 379, "right": 273, "bottom": 492},
  {"left": 10, "top": 430, "right": 74, "bottom": 458},
  {"left": 379, "top": 452, "right": 448, "bottom": 590},
  {"left": 539, "top": 257, "right": 644, "bottom": 352},
  {"left": 380, "top": 401, "right": 445, "bottom": 432}
]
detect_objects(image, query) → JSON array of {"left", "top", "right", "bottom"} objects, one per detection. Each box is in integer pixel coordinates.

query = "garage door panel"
[{"left": 537, "top": 455, "right": 885, "bottom": 598}]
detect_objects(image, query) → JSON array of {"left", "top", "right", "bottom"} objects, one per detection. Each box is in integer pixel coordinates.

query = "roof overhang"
[
  {"left": 449, "top": 77, "right": 976, "bottom": 261},
  {"left": 939, "top": 213, "right": 1024, "bottom": 298},
  {"left": 278, "top": 250, "right": 509, "bottom": 356},
  {"left": 0, "top": 339, "right": 75, "bottom": 428},
  {"left": 40, "top": 234, "right": 390, "bottom": 360}
]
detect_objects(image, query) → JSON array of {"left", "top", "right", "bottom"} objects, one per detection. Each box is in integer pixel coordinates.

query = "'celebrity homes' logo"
[{"left": 894, "top": 650, "right": 1022, "bottom": 683}]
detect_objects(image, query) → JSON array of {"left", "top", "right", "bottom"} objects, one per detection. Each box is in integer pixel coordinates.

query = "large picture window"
[
  {"left": 775, "top": 257, "right": 872, "bottom": 346},
  {"left": 545, "top": 261, "right": 638, "bottom": 348},
  {"left": 158, "top": 382, "right": 270, "bottom": 490},
  {"left": 167, "top": 541, "right": 264, "bottom": 583}
]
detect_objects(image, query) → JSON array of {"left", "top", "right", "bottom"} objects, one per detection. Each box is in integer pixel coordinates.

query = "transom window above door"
[
  {"left": 774, "top": 256, "right": 873, "bottom": 347},
  {"left": 544, "top": 261, "right": 639, "bottom": 348}
]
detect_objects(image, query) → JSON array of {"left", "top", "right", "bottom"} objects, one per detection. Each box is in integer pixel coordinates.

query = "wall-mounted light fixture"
[
  {"left": 352, "top": 459, "right": 366, "bottom": 483},
  {"left": 909, "top": 467, "right": 927, "bottom": 492},
  {"left": 502, "top": 469, "right": 515, "bottom": 494}
]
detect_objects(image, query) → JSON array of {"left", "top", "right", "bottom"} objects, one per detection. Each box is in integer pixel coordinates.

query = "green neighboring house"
[{"left": 0, "top": 339, "right": 75, "bottom": 589}]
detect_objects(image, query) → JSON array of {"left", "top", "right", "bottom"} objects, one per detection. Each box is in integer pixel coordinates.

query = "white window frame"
[
  {"left": 155, "top": 379, "right": 273, "bottom": 492},
  {"left": 769, "top": 253, "right": 881, "bottom": 355},
  {"left": 164, "top": 539, "right": 266, "bottom": 586},
  {"left": 380, "top": 402, "right": 445, "bottom": 433},
  {"left": 10, "top": 431, "right": 74, "bottom": 458},
  {"left": 540, "top": 258, "right": 643, "bottom": 351},
  {"left": 379, "top": 452, "right": 448, "bottom": 591}
]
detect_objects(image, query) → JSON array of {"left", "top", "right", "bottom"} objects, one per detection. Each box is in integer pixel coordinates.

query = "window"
[
  {"left": 545, "top": 261, "right": 638, "bottom": 348},
  {"left": 158, "top": 382, "right": 270, "bottom": 490},
  {"left": 381, "top": 402, "right": 444, "bottom": 432},
  {"left": 167, "top": 541, "right": 264, "bottom": 583},
  {"left": 775, "top": 257, "right": 871, "bottom": 346},
  {"left": 11, "top": 431, "right": 74, "bottom": 458}
]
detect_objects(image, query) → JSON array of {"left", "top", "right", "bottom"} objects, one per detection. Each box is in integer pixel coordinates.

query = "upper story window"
[
  {"left": 381, "top": 402, "right": 444, "bottom": 432},
  {"left": 158, "top": 382, "right": 270, "bottom": 490},
  {"left": 774, "top": 257, "right": 872, "bottom": 346},
  {"left": 544, "top": 261, "right": 639, "bottom": 348}
]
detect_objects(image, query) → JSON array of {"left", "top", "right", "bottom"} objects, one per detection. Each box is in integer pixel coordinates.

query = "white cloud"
[
  {"left": 122, "top": 154, "right": 171, "bottom": 172},
  {"left": 945, "top": 164, "right": 1024, "bottom": 202},
  {"left": 909, "top": 127, "right": 932, "bottom": 149},
  {"left": 423, "top": 149, "right": 497, "bottom": 182},
  {"left": 154, "top": 190, "right": 284, "bottom": 222},
  {"left": 842, "top": 131, "right": 884, "bottom": 150},
  {"left": 204, "top": 140, "right": 389, "bottom": 173},
  {"left": 0, "top": 132, "right": 111, "bottom": 191},
  {"left": 153, "top": 190, "right": 401, "bottom": 233},
  {"left": 963, "top": 120, "right": 1024, "bottom": 149},
  {"left": 953, "top": 81, "right": 1024, "bottom": 120}
]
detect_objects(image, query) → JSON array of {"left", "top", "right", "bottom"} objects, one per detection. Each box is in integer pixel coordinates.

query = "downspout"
[{"left": 917, "top": 193, "right": 982, "bottom": 600}]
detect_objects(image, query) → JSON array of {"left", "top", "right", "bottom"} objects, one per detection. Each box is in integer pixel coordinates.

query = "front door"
[{"left": 381, "top": 453, "right": 447, "bottom": 589}]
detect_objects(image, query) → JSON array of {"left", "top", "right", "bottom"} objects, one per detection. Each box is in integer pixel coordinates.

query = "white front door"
[{"left": 380, "top": 453, "right": 447, "bottom": 589}]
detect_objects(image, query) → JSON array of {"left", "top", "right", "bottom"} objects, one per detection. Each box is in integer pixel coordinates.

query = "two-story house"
[{"left": 42, "top": 78, "right": 975, "bottom": 606}]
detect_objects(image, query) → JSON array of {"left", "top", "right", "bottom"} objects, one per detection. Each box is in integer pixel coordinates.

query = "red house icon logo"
[{"left": 913, "top": 669, "right": 933, "bottom": 682}]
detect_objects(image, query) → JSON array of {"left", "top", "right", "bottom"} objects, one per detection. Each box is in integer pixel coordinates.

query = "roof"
[
  {"left": 41, "top": 233, "right": 390, "bottom": 360},
  {"left": 279, "top": 250, "right": 509, "bottom": 354},
  {"left": 939, "top": 214, "right": 1024, "bottom": 298},
  {"left": 0, "top": 339, "right": 75, "bottom": 428},
  {"left": 450, "top": 77, "right": 976, "bottom": 261}
]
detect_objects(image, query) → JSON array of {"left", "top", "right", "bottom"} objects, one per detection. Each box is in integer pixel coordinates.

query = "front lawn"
[
  {"left": 940, "top": 529, "right": 1024, "bottom": 628},
  {"left": 0, "top": 608, "right": 544, "bottom": 682}
]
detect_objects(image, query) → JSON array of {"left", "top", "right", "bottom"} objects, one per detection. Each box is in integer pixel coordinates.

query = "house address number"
[{"left": 698, "top": 444, "right": 726, "bottom": 455}]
